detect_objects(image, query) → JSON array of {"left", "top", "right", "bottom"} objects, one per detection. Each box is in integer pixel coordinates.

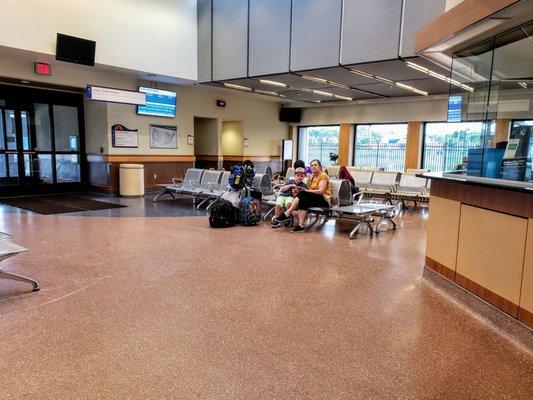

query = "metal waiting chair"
[
  {"left": 153, "top": 168, "right": 205, "bottom": 201},
  {"left": 361, "top": 171, "right": 399, "bottom": 202},
  {"left": 0, "top": 232, "right": 39, "bottom": 292},
  {"left": 390, "top": 173, "right": 428, "bottom": 209}
]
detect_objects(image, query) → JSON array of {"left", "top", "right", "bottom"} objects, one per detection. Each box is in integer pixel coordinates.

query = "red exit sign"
[
  {"left": 216, "top": 99, "right": 226, "bottom": 107},
  {"left": 34, "top": 62, "right": 51, "bottom": 75}
]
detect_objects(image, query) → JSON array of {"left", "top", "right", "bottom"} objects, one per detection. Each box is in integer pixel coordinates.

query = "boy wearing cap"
[{"left": 271, "top": 167, "right": 307, "bottom": 228}]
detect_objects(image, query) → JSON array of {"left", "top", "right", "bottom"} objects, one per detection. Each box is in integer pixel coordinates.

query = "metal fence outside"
[
  {"left": 354, "top": 144, "right": 406, "bottom": 172},
  {"left": 423, "top": 142, "right": 481, "bottom": 172},
  {"left": 304, "top": 145, "right": 339, "bottom": 166}
]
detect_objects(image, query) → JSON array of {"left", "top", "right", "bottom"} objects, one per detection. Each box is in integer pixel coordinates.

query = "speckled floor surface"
[{"left": 0, "top": 195, "right": 531, "bottom": 399}]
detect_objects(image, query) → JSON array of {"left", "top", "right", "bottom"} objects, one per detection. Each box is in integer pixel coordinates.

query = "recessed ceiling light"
[
  {"left": 518, "top": 82, "right": 528, "bottom": 89},
  {"left": 333, "top": 94, "right": 352, "bottom": 101},
  {"left": 312, "top": 90, "right": 334, "bottom": 97},
  {"left": 258, "top": 79, "right": 287, "bottom": 87},
  {"left": 405, "top": 61, "right": 474, "bottom": 92},
  {"left": 395, "top": 82, "right": 428, "bottom": 96},
  {"left": 21, "top": 80, "right": 30, "bottom": 84},
  {"left": 223, "top": 83, "right": 252, "bottom": 91},
  {"left": 255, "top": 89, "right": 279, "bottom": 96}
]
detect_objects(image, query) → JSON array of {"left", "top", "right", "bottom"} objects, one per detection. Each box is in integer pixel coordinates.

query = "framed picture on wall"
[{"left": 149, "top": 125, "right": 178, "bottom": 149}]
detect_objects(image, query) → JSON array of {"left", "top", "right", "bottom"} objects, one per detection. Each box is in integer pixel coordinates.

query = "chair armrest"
[
  {"left": 172, "top": 178, "right": 183, "bottom": 186},
  {"left": 207, "top": 182, "right": 219, "bottom": 192}
]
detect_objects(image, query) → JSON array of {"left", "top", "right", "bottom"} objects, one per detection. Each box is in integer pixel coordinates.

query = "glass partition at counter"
[{"left": 448, "top": 21, "right": 532, "bottom": 182}]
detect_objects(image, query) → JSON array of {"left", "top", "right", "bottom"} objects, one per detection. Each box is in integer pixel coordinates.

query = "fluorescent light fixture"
[
  {"left": 328, "top": 81, "right": 351, "bottom": 89},
  {"left": 395, "top": 82, "right": 428, "bottom": 96},
  {"left": 405, "top": 61, "right": 475, "bottom": 92},
  {"left": 374, "top": 75, "right": 395, "bottom": 85},
  {"left": 518, "top": 82, "right": 528, "bottom": 89},
  {"left": 254, "top": 89, "right": 279, "bottom": 96},
  {"left": 312, "top": 90, "right": 335, "bottom": 97},
  {"left": 301, "top": 75, "right": 327, "bottom": 84},
  {"left": 405, "top": 61, "right": 429, "bottom": 73},
  {"left": 223, "top": 83, "right": 252, "bottom": 91},
  {"left": 258, "top": 79, "right": 287, "bottom": 87},
  {"left": 333, "top": 94, "right": 353, "bottom": 101},
  {"left": 349, "top": 69, "right": 374, "bottom": 79}
]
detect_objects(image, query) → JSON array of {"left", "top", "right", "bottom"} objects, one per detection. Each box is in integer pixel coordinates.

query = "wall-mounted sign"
[
  {"left": 112, "top": 124, "right": 138, "bottom": 148},
  {"left": 282, "top": 139, "right": 293, "bottom": 161},
  {"left": 86, "top": 85, "right": 146, "bottom": 105},
  {"left": 187, "top": 135, "right": 194, "bottom": 145},
  {"left": 150, "top": 125, "right": 178, "bottom": 149},
  {"left": 243, "top": 138, "right": 249, "bottom": 147},
  {"left": 447, "top": 95, "right": 462, "bottom": 122},
  {"left": 35, "top": 62, "right": 51, "bottom": 75}
]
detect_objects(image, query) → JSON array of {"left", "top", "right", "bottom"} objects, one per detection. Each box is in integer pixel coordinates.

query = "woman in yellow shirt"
[{"left": 276, "top": 159, "right": 331, "bottom": 233}]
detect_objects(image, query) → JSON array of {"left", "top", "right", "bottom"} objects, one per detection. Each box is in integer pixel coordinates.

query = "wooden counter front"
[{"left": 425, "top": 178, "right": 533, "bottom": 328}]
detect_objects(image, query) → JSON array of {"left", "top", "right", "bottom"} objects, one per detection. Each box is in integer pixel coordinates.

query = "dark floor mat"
[{"left": 0, "top": 195, "right": 126, "bottom": 215}]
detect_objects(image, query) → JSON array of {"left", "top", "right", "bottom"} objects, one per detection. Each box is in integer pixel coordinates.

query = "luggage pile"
[{"left": 209, "top": 161, "right": 262, "bottom": 228}]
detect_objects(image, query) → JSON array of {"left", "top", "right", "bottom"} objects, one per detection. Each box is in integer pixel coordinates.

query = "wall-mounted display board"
[
  {"left": 86, "top": 85, "right": 145, "bottom": 105},
  {"left": 149, "top": 125, "right": 178, "bottom": 149},
  {"left": 112, "top": 124, "right": 138, "bottom": 148}
]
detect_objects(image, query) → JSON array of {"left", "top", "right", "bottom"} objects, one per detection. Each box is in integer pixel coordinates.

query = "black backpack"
[{"left": 209, "top": 198, "right": 238, "bottom": 228}]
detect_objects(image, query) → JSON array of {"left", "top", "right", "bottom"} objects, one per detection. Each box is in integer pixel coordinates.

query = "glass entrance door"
[{"left": 0, "top": 86, "right": 85, "bottom": 195}]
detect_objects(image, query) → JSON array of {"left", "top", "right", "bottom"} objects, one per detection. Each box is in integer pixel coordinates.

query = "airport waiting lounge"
[{"left": 0, "top": 0, "right": 532, "bottom": 398}]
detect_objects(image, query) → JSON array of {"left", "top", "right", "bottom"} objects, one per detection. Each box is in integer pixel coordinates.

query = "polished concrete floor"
[{"left": 0, "top": 194, "right": 531, "bottom": 399}]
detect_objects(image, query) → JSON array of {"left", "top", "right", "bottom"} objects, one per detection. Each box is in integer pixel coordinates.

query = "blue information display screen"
[
  {"left": 447, "top": 95, "right": 462, "bottom": 122},
  {"left": 137, "top": 87, "right": 177, "bottom": 118}
]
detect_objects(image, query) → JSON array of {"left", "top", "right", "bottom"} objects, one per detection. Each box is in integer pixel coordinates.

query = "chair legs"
[{"left": 0, "top": 269, "right": 39, "bottom": 291}]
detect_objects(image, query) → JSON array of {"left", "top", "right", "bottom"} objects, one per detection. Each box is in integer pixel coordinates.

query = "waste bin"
[{"left": 119, "top": 164, "right": 144, "bottom": 197}]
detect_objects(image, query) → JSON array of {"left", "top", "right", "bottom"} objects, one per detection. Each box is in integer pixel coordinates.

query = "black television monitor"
[
  {"left": 137, "top": 86, "right": 177, "bottom": 118},
  {"left": 56, "top": 33, "right": 96, "bottom": 66},
  {"left": 279, "top": 108, "right": 302, "bottom": 123}
]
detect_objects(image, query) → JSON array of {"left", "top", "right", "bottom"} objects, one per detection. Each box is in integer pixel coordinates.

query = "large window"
[
  {"left": 512, "top": 120, "right": 533, "bottom": 128},
  {"left": 354, "top": 124, "right": 407, "bottom": 171},
  {"left": 422, "top": 122, "right": 492, "bottom": 172},
  {"left": 297, "top": 125, "right": 339, "bottom": 166}
]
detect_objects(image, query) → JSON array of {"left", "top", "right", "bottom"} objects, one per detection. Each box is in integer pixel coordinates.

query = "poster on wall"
[
  {"left": 112, "top": 124, "right": 138, "bottom": 148},
  {"left": 149, "top": 125, "right": 178, "bottom": 149}
]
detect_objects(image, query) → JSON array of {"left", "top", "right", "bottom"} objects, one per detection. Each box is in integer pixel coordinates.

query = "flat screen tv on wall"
[
  {"left": 137, "top": 87, "right": 177, "bottom": 118},
  {"left": 56, "top": 33, "right": 96, "bottom": 66},
  {"left": 279, "top": 107, "right": 302, "bottom": 123}
]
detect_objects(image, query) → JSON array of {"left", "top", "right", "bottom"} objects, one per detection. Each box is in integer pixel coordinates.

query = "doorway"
[{"left": 0, "top": 84, "right": 85, "bottom": 196}]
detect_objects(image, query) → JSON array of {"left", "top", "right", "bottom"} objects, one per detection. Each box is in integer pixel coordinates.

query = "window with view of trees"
[
  {"left": 422, "top": 122, "right": 494, "bottom": 172},
  {"left": 297, "top": 126, "right": 339, "bottom": 166},
  {"left": 512, "top": 120, "right": 533, "bottom": 128},
  {"left": 354, "top": 124, "right": 407, "bottom": 171}
]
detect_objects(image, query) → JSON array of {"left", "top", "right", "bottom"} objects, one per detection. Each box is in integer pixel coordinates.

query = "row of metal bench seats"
[
  {"left": 153, "top": 168, "right": 273, "bottom": 209},
  {"left": 0, "top": 232, "right": 39, "bottom": 292},
  {"left": 277, "top": 166, "right": 431, "bottom": 207}
]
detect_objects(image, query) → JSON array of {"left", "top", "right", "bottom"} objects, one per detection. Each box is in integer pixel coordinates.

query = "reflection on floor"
[{"left": 0, "top": 194, "right": 531, "bottom": 399}]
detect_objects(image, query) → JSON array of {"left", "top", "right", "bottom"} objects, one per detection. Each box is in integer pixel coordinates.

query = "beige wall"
[
  {"left": 0, "top": 52, "right": 288, "bottom": 157},
  {"left": 84, "top": 101, "right": 108, "bottom": 154},
  {"left": 0, "top": 0, "right": 197, "bottom": 80},
  {"left": 299, "top": 98, "right": 448, "bottom": 126},
  {"left": 221, "top": 121, "right": 244, "bottom": 156},
  {"left": 194, "top": 118, "right": 218, "bottom": 156}
]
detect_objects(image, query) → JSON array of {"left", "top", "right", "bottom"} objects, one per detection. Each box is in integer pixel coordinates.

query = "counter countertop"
[{"left": 417, "top": 172, "right": 533, "bottom": 194}]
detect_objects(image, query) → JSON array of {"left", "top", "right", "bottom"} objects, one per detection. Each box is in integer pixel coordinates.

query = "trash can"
[{"left": 119, "top": 164, "right": 144, "bottom": 197}]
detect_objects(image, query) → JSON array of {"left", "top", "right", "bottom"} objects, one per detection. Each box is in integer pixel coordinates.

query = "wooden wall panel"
[
  {"left": 426, "top": 196, "right": 461, "bottom": 272},
  {"left": 519, "top": 219, "right": 533, "bottom": 327},
  {"left": 456, "top": 205, "right": 527, "bottom": 315}
]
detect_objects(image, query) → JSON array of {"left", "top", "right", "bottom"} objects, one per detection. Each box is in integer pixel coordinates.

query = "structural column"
[
  {"left": 338, "top": 123, "right": 353, "bottom": 166},
  {"left": 494, "top": 119, "right": 511, "bottom": 145},
  {"left": 405, "top": 121, "right": 423, "bottom": 171}
]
